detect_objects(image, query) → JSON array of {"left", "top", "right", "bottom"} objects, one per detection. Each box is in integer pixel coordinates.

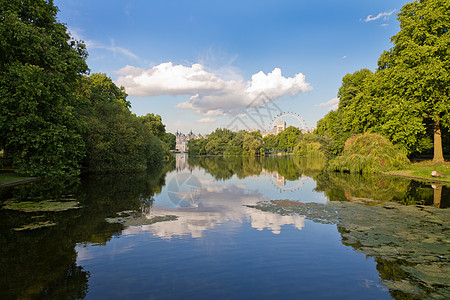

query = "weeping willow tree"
[{"left": 328, "top": 133, "right": 410, "bottom": 174}]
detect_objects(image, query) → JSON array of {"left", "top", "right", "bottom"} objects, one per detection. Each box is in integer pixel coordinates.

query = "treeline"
[
  {"left": 76, "top": 74, "right": 173, "bottom": 173},
  {"left": 187, "top": 155, "right": 324, "bottom": 181},
  {"left": 188, "top": 126, "right": 305, "bottom": 156},
  {"left": 0, "top": 1, "right": 172, "bottom": 176},
  {"left": 315, "top": 0, "right": 450, "bottom": 162}
]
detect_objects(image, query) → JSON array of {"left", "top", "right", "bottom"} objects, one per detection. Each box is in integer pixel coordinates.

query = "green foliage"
[
  {"left": 315, "top": 1, "right": 450, "bottom": 159},
  {"left": 294, "top": 133, "right": 334, "bottom": 159},
  {"left": 163, "top": 132, "right": 176, "bottom": 150},
  {"left": 242, "top": 134, "right": 263, "bottom": 155},
  {"left": 276, "top": 126, "right": 302, "bottom": 152},
  {"left": 376, "top": 0, "right": 450, "bottom": 160},
  {"left": 262, "top": 134, "right": 279, "bottom": 152},
  {"left": 77, "top": 74, "right": 167, "bottom": 173},
  {"left": 188, "top": 138, "right": 208, "bottom": 155},
  {"left": 0, "top": 0, "right": 89, "bottom": 176},
  {"left": 328, "top": 133, "right": 410, "bottom": 173},
  {"left": 76, "top": 73, "right": 129, "bottom": 108},
  {"left": 187, "top": 125, "right": 306, "bottom": 156},
  {"left": 188, "top": 128, "right": 266, "bottom": 156},
  {"left": 139, "top": 113, "right": 166, "bottom": 140},
  {"left": 315, "top": 70, "right": 374, "bottom": 155}
]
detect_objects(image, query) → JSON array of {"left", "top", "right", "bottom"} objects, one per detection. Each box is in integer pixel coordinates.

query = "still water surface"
[{"left": 1, "top": 155, "right": 448, "bottom": 299}]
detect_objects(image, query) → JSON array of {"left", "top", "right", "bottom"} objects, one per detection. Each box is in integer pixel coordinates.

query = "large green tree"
[
  {"left": 76, "top": 74, "right": 166, "bottom": 173},
  {"left": 139, "top": 113, "right": 166, "bottom": 140},
  {"left": 0, "top": 0, "right": 88, "bottom": 176},
  {"left": 376, "top": 0, "right": 450, "bottom": 161}
]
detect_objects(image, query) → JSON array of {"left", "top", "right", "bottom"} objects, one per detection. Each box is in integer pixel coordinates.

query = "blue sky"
[{"left": 55, "top": 0, "right": 409, "bottom": 134}]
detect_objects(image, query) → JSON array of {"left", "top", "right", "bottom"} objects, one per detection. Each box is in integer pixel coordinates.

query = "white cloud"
[
  {"left": 315, "top": 97, "right": 339, "bottom": 111},
  {"left": 116, "top": 63, "right": 312, "bottom": 116},
  {"left": 364, "top": 10, "right": 395, "bottom": 22},
  {"left": 197, "top": 117, "right": 217, "bottom": 123},
  {"left": 116, "top": 62, "right": 225, "bottom": 97}
]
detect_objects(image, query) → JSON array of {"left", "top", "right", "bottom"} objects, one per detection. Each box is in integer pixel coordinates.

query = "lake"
[{"left": 1, "top": 154, "right": 449, "bottom": 299}]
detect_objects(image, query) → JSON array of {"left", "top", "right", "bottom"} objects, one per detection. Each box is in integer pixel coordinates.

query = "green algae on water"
[
  {"left": 250, "top": 200, "right": 450, "bottom": 299},
  {"left": 2, "top": 200, "right": 81, "bottom": 212},
  {"left": 106, "top": 211, "right": 177, "bottom": 226}
]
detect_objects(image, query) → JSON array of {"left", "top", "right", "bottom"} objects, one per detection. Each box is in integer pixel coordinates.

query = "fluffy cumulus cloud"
[
  {"left": 116, "top": 63, "right": 312, "bottom": 116},
  {"left": 315, "top": 97, "right": 339, "bottom": 111},
  {"left": 116, "top": 63, "right": 225, "bottom": 97}
]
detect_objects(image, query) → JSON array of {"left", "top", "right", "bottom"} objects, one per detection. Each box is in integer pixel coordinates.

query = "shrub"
[
  {"left": 293, "top": 134, "right": 334, "bottom": 159},
  {"left": 328, "top": 132, "right": 410, "bottom": 173}
]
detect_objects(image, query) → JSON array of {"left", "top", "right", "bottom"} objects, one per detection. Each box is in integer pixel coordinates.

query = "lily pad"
[
  {"left": 2, "top": 200, "right": 81, "bottom": 212},
  {"left": 250, "top": 199, "right": 450, "bottom": 297},
  {"left": 105, "top": 211, "right": 178, "bottom": 226}
]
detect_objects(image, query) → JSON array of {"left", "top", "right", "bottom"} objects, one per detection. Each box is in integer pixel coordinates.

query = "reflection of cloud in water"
[{"left": 123, "top": 184, "right": 305, "bottom": 239}]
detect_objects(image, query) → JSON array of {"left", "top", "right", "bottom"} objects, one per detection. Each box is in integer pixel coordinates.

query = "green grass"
[
  {"left": 385, "top": 161, "right": 450, "bottom": 183},
  {"left": 0, "top": 172, "right": 30, "bottom": 185}
]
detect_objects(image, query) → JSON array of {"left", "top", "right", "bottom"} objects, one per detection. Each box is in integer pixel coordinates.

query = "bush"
[
  {"left": 328, "top": 132, "right": 410, "bottom": 173},
  {"left": 293, "top": 134, "right": 334, "bottom": 159}
]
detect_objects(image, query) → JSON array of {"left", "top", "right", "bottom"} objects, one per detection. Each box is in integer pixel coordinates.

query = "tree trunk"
[
  {"left": 433, "top": 185, "right": 442, "bottom": 208},
  {"left": 433, "top": 120, "right": 444, "bottom": 162}
]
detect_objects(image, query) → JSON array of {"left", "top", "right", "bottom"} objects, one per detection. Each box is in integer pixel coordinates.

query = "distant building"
[
  {"left": 247, "top": 128, "right": 261, "bottom": 133},
  {"left": 175, "top": 131, "right": 204, "bottom": 152},
  {"left": 301, "top": 127, "right": 315, "bottom": 134},
  {"left": 276, "top": 121, "right": 286, "bottom": 134},
  {"left": 259, "top": 121, "right": 287, "bottom": 137}
]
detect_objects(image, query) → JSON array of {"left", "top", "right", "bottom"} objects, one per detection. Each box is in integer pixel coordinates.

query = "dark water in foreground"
[{"left": 0, "top": 155, "right": 449, "bottom": 299}]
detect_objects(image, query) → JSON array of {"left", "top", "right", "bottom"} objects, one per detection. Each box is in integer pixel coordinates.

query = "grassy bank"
[
  {"left": 383, "top": 161, "right": 450, "bottom": 183},
  {"left": 0, "top": 172, "right": 33, "bottom": 186}
]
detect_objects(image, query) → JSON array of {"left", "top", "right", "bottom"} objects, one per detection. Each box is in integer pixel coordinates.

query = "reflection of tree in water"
[
  {"left": 314, "top": 172, "right": 449, "bottom": 207},
  {"left": 0, "top": 178, "right": 90, "bottom": 299},
  {"left": 188, "top": 156, "right": 263, "bottom": 180},
  {"left": 188, "top": 155, "right": 326, "bottom": 182},
  {"left": 0, "top": 163, "right": 173, "bottom": 299},
  {"left": 263, "top": 156, "right": 302, "bottom": 180}
]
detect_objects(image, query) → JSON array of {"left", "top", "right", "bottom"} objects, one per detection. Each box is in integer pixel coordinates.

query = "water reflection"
[
  {"left": 128, "top": 178, "right": 305, "bottom": 238},
  {"left": 0, "top": 154, "right": 448, "bottom": 299},
  {"left": 0, "top": 163, "right": 173, "bottom": 299},
  {"left": 314, "top": 172, "right": 449, "bottom": 208}
]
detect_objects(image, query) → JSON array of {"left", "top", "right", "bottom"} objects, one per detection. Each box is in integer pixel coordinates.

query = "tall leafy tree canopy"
[
  {"left": 139, "top": 113, "right": 166, "bottom": 140},
  {"left": 315, "top": 0, "right": 449, "bottom": 160},
  {"left": 76, "top": 74, "right": 167, "bottom": 173},
  {"left": 0, "top": 0, "right": 89, "bottom": 176},
  {"left": 376, "top": 0, "right": 450, "bottom": 161}
]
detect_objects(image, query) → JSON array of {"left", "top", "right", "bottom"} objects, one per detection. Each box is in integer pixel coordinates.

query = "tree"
[
  {"left": 262, "top": 134, "right": 279, "bottom": 152},
  {"left": 139, "top": 113, "right": 166, "bottom": 140},
  {"left": 277, "top": 126, "right": 302, "bottom": 151},
  {"left": 76, "top": 74, "right": 166, "bottom": 172},
  {"left": 377, "top": 0, "right": 450, "bottom": 161},
  {"left": 315, "top": 69, "right": 375, "bottom": 155},
  {"left": 0, "top": 0, "right": 89, "bottom": 176},
  {"left": 162, "top": 132, "right": 176, "bottom": 150},
  {"left": 242, "top": 134, "right": 262, "bottom": 155},
  {"left": 76, "top": 73, "right": 129, "bottom": 108}
]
